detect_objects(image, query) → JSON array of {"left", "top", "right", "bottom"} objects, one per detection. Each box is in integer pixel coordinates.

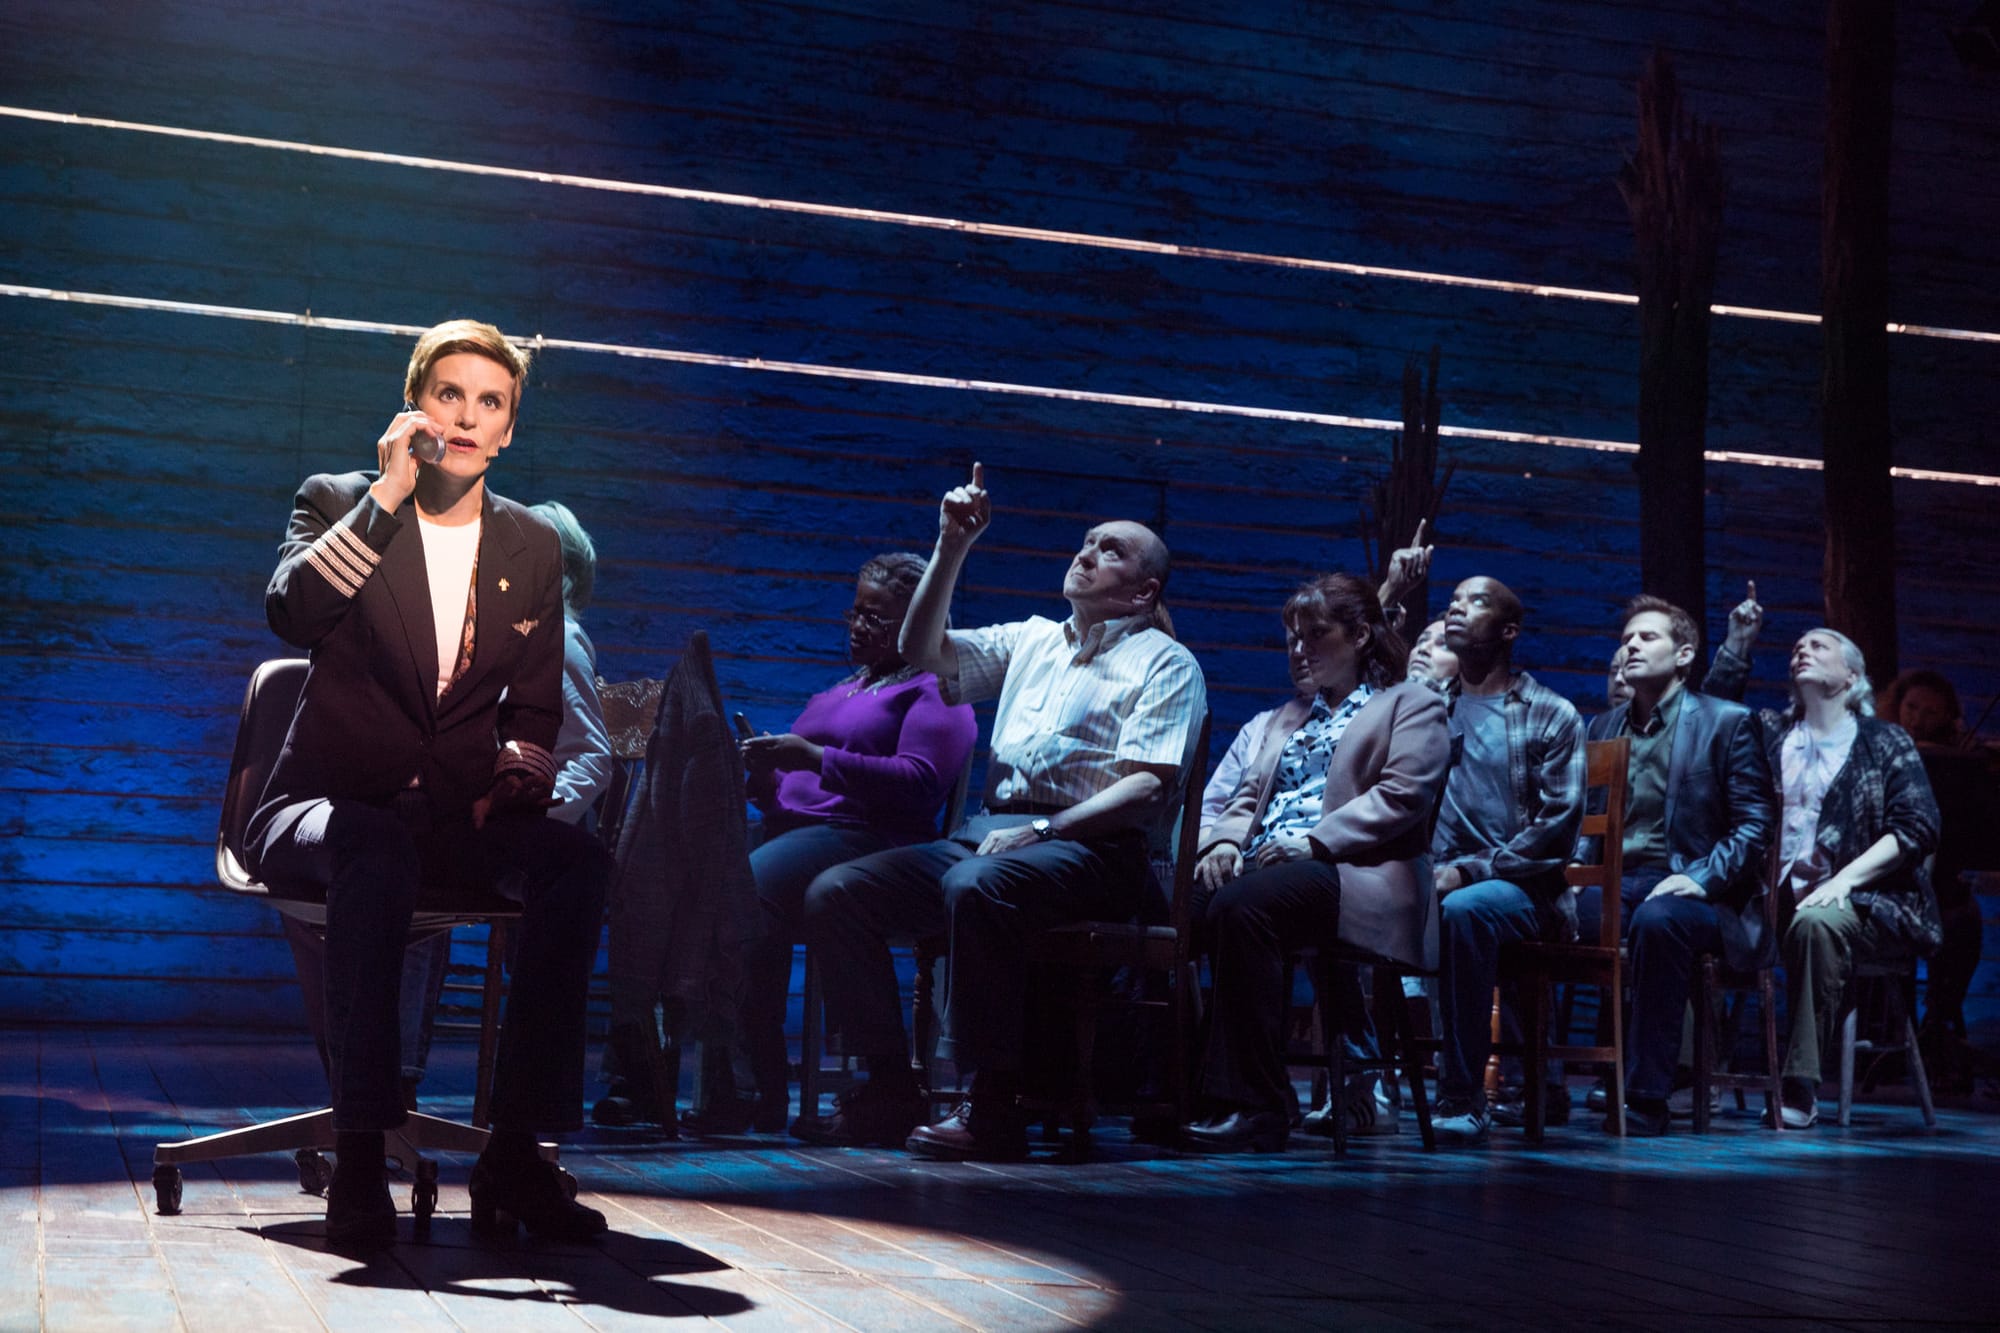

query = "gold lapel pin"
[{"left": 498, "top": 578, "right": 510, "bottom": 592}]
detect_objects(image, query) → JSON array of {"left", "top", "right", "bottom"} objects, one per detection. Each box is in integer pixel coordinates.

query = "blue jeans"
[
  {"left": 1436, "top": 877, "right": 1561, "bottom": 1108},
  {"left": 740, "top": 822, "right": 899, "bottom": 1097}
]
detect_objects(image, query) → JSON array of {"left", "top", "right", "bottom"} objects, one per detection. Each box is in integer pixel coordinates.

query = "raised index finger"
[
  {"left": 971, "top": 460, "right": 985, "bottom": 490},
  {"left": 1410, "top": 517, "right": 1428, "bottom": 547},
  {"left": 1746, "top": 579, "right": 1757, "bottom": 603}
]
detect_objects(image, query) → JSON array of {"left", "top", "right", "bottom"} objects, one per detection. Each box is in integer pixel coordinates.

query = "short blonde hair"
[{"left": 403, "top": 319, "right": 531, "bottom": 420}]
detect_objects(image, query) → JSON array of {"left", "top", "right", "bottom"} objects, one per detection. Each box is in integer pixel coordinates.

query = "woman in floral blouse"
[{"left": 1181, "top": 573, "right": 1450, "bottom": 1153}]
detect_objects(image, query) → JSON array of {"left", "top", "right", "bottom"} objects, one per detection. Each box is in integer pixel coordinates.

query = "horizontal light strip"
[
  {"left": 6, "top": 282, "right": 1996, "bottom": 488},
  {"left": 6, "top": 105, "right": 1999, "bottom": 347}
]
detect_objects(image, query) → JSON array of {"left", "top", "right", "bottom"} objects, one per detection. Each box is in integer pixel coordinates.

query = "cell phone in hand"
[
  {"left": 733, "top": 712, "right": 755, "bottom": 741},
  {"left": 403, "top": 399, "right": 447, "bottom": 464}
]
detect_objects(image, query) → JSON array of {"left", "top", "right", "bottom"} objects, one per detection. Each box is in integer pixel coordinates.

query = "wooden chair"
[
  {"left": 594, "top": 673, "right": 667, "bottom": 854},
  {"left": 1497, "top": 735, "right": 1631, "bottom": 1141},
  {"left": 1285, "top": 953, "right": 1438, "bottom": 1157},
  {"left": 1019, "top": 713, "right": 1212, "bottom": 1156},
  {"left": 1690, "top": 846, "right": 1785, "bottom": 1132},
  {"left": 1283, "top": 733, "right": 1461, "bottom": 1157},
  {"left": 152, "top": 660, "right": 558, "bottom": 1234},
  {"left": 795, "top": 751, "right": 975, "bottom": 1120},
  {"left": 1837, "top": 956, "right": 1938, "bottom": 1128}
]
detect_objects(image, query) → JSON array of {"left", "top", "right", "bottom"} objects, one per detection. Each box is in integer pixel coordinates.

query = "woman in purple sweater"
[{"left": 698, "top": 553, "right": 977, "bottom": 1133}]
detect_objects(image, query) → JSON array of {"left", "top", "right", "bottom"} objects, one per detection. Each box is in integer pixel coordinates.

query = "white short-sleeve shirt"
[{"left": 945, "top": 612, "right": 1206, "bottom": 812}]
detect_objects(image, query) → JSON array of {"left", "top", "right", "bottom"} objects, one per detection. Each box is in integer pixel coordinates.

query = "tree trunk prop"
[
  {"left": 1619, "top": 51, "right": 1723, "bottom": 652},
  {"left": 1363, "top": 345, "right": 1453, "bottom": 625},
  {"left": 1822, "top": 0, "right": 1899, "bottom": 685}
]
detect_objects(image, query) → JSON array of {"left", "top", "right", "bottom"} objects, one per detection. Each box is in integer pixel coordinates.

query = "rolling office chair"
[{"left": 151, "top": 659, "right": 567, "bottom": 1233}]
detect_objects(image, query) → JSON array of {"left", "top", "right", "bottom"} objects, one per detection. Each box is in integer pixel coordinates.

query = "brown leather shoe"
[
  {"left": 905, "top": 1100, "right": 1030, "bottom": 1161},
  {"left": 791, "top": 1080, "right": 926, "bottom": 1148}
]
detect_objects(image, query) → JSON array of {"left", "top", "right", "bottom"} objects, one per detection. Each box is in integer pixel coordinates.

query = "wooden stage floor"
[{"left": 7, "top": 1027, "right": 1996, "bottom": 1331}]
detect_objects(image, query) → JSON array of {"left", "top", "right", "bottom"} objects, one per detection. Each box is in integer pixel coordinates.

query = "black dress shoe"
[
  {"left": 325, "top": 1159, "right": 396, "bottom": 1252},
  {"left": 1605, "top": 1099, "right": 1670, "bottom": 1137},
  {"left": 1491, "top": 1084, "right": 1573, "bottom": 1128},
  {"left": 791, "top": 1081, "right": 927, "bottom": 1147},
  {"left": 1180, "top": 1109, "right": 1289, "bottom": 1154},
  {"left": 676, "top": 1088, "right": 760, "bottom": 1128},
  {"left": 905, "top": 1100, "right": 1031, "bottom": 1161},
  {"left": 592, "top": 1075, "right": 677, "bottom": 1135},
  {"left": 468, "top": 1152, "right": 606, "bottom": 1242}
]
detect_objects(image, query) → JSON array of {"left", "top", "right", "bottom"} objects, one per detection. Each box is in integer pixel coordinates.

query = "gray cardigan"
[{"left": 1203, "top": 682, "right": 1451, "bottom": 969}]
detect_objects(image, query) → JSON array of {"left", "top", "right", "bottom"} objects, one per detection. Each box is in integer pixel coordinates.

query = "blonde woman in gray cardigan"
[{"left": 1759, "top": 629, "right": 1941, "bottom": 1128}]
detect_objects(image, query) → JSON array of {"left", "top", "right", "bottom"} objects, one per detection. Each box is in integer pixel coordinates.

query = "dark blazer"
[
  {"left": 1204, "top": 682, "right": 1451, "bottom": 969},
  {"left": 1586, "top": 687, "right": 1776, "bottom": 968},
  {"left": 246, "top": 471, "right": 565, "bottom": 864},
  {"left": 1753, "top": 712, "right": 1943, "bottom": 958}
]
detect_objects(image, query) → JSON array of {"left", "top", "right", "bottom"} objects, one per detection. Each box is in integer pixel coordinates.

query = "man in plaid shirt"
[{"left": 1425, "top": 577, "right": 1588, "bottom": 1144}]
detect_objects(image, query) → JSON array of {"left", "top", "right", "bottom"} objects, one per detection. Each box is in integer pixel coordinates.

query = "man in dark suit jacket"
[
  {"left": 245, "top": 320, "right": 611, "bottom": 1248},
  {"left": 1584, "top": 595, "right": 1774, "bottom": 1135}
]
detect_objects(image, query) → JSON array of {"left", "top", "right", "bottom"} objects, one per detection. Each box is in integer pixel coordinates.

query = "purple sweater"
[{"left": 751, "top": 671, "right": 977, "bottom": 843}]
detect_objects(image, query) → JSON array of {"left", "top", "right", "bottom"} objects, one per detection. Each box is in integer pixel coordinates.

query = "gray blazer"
[{"left": 1203, "top": 682, "right": 1451, "bottom": 968}]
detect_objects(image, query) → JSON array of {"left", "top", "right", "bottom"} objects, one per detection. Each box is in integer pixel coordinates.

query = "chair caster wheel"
[
  {"left": 411, "top": 1158, "right": 439, "bottom": 1238},
  {"left": 296, "top": 1147, "right": 332, "bottom": 1197},
  {"left": 153, "top": 1164, "right": 182, "bottom": 1215}
]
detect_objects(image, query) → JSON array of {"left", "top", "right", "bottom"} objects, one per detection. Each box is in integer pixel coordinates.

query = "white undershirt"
[{"left": 416, "top": 512, "right": 481, "bottom": 699}]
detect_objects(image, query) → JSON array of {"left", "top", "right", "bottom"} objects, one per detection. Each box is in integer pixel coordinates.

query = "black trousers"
[
  {"left": 801, "top": 831, "right": 1148, "bottom": 1079},
  {"left": 253, "top": 794, "right": 612, "bottom": 1133},
  {"left": 1194, "top": 858, "right": 1346, "bottom": 1116}
]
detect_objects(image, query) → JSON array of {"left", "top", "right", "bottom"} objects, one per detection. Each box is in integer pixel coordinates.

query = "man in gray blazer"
[{"left": 1584, "top": 595, "right": 1774, "bottom": 1135}]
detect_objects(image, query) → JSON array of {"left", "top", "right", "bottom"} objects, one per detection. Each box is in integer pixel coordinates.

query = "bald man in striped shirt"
[{"left": 797, "top": 464, "right": 1207, "bottom": 1160}]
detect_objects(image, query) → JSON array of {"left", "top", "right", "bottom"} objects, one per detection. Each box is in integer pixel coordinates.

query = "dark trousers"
[
  {"left": 1194, "top": 859, "right": 1345, "bottom": 1116},
  {"left": 1573, "top": 867, "right": 1657, "bottom": 947},
  {"left": 741, "top": 822, "right": 898, "bottom": 1097},
  {"left": 254, "top": 795, "right": 612, "bottom": 1134},
  {"left": 1623, "top": 887, "right": 1723, "bottom": 1102},
  {"left": 1437, "top": 877, "right": 1559, "bottom": 1107},
  {"left": 280, "top": 917, "right": 451, "bottom": 1085},
  {"left": 801, "top": 832, "right": 1148, "bottom": 1078}
]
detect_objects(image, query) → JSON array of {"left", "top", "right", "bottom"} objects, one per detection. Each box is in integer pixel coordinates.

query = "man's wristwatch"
[{"left": 1031, "top": 817, "right": 1058, "bottom": 841}]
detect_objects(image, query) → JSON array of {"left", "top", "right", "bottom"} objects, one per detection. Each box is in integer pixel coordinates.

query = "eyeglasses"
[{"left": 843, "top": 608, "right": 897, "bottom": 635}]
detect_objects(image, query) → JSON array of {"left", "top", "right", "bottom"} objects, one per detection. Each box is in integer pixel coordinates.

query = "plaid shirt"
[{"left": 1433, "top": 670, "right": 1586, "bottom": 889}]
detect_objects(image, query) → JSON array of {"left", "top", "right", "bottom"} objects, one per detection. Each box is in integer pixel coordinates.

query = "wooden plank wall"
[{"left": 1, "top": 0, "right": 1995, "bottom": 1029}]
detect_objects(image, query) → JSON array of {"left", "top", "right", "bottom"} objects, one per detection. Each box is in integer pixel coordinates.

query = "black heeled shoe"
[{"left": 468, "top": 1153, "right": 607, "bottom": 1242}]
